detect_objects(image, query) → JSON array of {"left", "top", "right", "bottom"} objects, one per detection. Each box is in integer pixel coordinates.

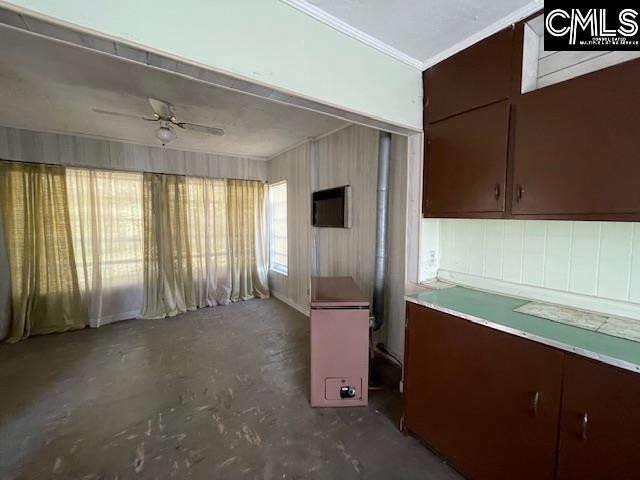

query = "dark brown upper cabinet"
[
  {"left": 424, "top": 26, "right": 514, "bottom": 123},
  {"left": 512, "top": 60, "right": 640, "bottom": 220},
  {"left": 557, "top": 355, "right": 640, "bottom": 480},
  {"left": 512, "top": 59, "right": 640, "bottom": 219},
  {"left": 424, "top": 101, "right": 509, "bottom": 217},
  {"left": 423, "top": 15, "right": 640, "bottom": 221}
]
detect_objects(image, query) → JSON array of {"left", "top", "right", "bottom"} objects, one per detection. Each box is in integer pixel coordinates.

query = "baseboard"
[
  {"left": 271, "top": 290, "right": 309, "bottom": 317},
  {"left": 438, "top": 270, "right": 640, "bottom": 321}
]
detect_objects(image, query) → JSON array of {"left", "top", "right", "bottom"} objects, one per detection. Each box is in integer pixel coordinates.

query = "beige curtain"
[
  {"left": 0, "top": 162, "right": 87, "bottom": 342},
  {"left": 226, "top": 179, "right": 269, "bottom": 301},
  {"left": 140, "top": 173, "right": 196, "bottom": 319},
  {"left": 66, "top": 168, "right": 144, "bottom": 326},
  {"left": 0, "top": 204, "right": 12, "bottom": 340},
  {"left": 187, "top": 177, "right": 232, "bottom": 307}
]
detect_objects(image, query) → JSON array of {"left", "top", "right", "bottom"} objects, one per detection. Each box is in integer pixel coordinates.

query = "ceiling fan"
[{"left": 93, "top": 97, "right": 224, "bottom": 146}]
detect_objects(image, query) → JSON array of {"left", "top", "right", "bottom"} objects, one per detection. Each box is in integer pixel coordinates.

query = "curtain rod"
[{"left": 0, "top": 158, "right": 267, "bottom": 183}]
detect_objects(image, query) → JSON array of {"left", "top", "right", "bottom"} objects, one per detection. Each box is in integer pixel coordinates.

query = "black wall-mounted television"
[{"left": 312, "top": 186, "right": 350, "bottom": 228}]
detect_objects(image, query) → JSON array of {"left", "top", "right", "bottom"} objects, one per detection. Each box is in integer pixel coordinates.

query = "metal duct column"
[{"left": 372, "top": 131, "right": 391, "bottom": 331}]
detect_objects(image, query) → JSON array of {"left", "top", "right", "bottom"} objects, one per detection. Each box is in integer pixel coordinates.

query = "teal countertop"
[{"left": 405, "top": 287, "right": 640, "bottom": 373}]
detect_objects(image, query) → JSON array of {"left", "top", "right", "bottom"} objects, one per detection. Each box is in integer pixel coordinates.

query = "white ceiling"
[
  {"left": 0, "top": 25, "right": 347, "bottom": 159},
  {"left": 284, "top": 0, "right": 542, "bottom": 69}
]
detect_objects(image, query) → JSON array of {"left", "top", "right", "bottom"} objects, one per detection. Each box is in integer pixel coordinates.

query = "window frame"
[{"left": 268, "top": 181, "right": 288, "bottom": 276}]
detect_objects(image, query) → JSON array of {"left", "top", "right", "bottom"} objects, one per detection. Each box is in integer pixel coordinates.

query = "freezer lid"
[{"left": 311, "top": 276, "right": 370, "bottom": 308}]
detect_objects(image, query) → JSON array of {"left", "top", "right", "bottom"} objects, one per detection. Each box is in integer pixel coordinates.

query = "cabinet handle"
[
  {"left": 581, "top": 413, "right": 589, "bottom": 441},
  {"left": 516, "top": 184, "right": 524, "bottom": 202},
  {"left": 494, "top": 183, "right": 501, "bottom": 200},
  {"left": 533, "top": 391, "right": 541, "bottom": 416}
]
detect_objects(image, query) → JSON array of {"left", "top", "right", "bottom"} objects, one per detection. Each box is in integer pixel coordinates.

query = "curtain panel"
[
  {"left": 66, "top": 168, "right": 144, "bottom": 327},
  {"left": 0, "top": 162, "right": 87, "bottom": 342},
  {"left": 140, "top": 173, "right": 197, "bottom": 319},
  {"left": 227, "top": 180, "right": 270, "bottom": 302},
  {"left": 0, "top": 207, "right": 10, "bottom": 340},
  {"left": 187, "top": 177, "right": 232, "bottom": 307}
]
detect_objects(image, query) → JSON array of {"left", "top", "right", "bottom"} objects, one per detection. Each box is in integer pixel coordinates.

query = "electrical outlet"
[{"left": 428, "top": 249, "right": 437, "bottom": 267}]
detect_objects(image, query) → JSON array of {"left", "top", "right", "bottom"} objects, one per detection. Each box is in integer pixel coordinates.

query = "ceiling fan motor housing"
[{"left": 156, "top": 119, "right": 176, "bottom": 145}]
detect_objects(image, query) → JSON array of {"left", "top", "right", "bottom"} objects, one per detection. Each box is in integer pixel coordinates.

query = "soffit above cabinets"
[{"left": 283, "top": 0, "right": 542, "bottom": 69}]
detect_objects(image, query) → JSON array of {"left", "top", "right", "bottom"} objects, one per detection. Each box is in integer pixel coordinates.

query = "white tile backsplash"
[{"left": 421, "top": 218, "right": 640, "bottom": 306}]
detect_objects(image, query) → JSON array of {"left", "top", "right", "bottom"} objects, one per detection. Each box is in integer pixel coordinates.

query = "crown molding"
[
  {"left": 281, "top": 0, "right": 425, "bottom": 70},
  {"left": 283, "top": 0, "right": 543, "bottom": 72}
]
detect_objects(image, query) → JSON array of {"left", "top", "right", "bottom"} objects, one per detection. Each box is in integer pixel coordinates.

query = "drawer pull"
[
  {"left": 533, "top": 391, "right": 541, "bottom": 416},
  {"left": 516, "top": 184, "right": 524, "bottom": 202},
  {"left": 494, "top": 183, "right": 501, "bottom": 200}
]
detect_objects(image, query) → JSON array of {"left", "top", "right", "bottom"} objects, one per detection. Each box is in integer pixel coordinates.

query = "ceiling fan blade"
[
  {"left": 176, "top": 122, "right": 225, "bottom": 136},
  {"left": 147, "top": 97, "right": 174, "bottom": 118},
  {"left": 92, "top": 108, "right": 157, "bottom": 121}
]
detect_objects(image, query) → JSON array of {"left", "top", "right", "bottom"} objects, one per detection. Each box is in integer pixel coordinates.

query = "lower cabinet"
[
  {"left": 404, "top": 302, "right": 563, "bottom": 480},
  {"left": 557, "top": 355, "right": 640, "bottom": 480},
  {"left": 405, "top": 302, "right": 640, "bottom": 479}
]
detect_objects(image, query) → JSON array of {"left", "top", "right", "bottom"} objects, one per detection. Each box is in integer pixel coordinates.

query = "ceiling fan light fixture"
[
  {"left": 156, "top": 120, "right": 176, "bottom": 146},
  {"left": 94, "top": 97, "right": 223, "bottom": 144}
]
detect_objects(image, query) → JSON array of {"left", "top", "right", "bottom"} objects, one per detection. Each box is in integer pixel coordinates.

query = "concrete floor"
[{"left": 0, "top": 298, "right": 462, "bottom": 480}]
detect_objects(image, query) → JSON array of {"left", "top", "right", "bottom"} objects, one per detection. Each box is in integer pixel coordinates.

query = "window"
[{"left": 269, "top": 181, "right": 288, "bottom": 275}]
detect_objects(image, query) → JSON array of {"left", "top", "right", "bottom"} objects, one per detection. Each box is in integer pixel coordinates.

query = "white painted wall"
[
  {"left": 420, "top": 218, "right": 640, "bottom": 320},
  {"left": 3, "top": 0, "right": 422, "bottom": 130}
]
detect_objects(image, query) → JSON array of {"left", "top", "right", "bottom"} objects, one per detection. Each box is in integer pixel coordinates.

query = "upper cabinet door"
[
  {"left": 424, "top": 100, "right": 509, "bottom": 216},
  {"left": 512, "top": 59, "right": 640, "bottom": 217},
  {"left": 425, "top": 27, "right": 514, "bottom": 122},
  {"left": 558, "top": 355, "right": 640, "bottom": 480}
]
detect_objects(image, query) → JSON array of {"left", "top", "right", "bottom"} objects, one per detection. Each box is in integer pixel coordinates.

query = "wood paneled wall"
[
  {"left": 314, "top": 126, "right": 379, "bottom": 299},
  {"left": 267, "top": 143, "right": 312, "bottom": 314},
  {"left": 267, "top": 125, "right": 409, "bottom": 356},
  {"left": 0, "top": 126, "right": 267, "bottom": 180}
]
